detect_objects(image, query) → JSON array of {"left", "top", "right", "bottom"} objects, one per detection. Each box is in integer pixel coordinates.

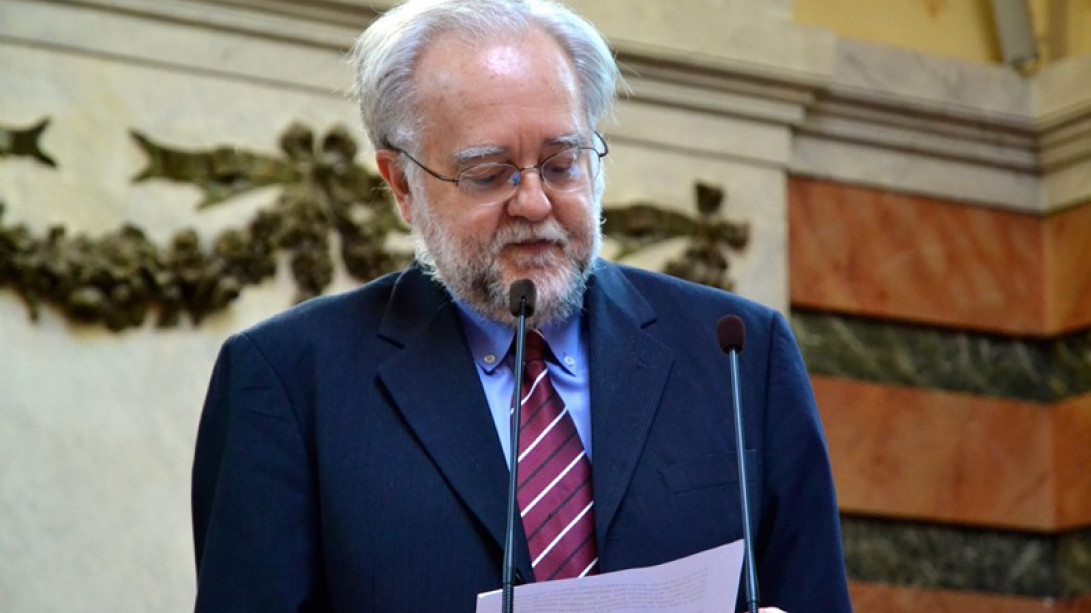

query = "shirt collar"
[{"left": 455, "top": 301, "right": 583, "bottom": 376}]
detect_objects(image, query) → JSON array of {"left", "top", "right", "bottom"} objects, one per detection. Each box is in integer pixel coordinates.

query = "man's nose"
[{"left": 506, "top": 170, "right": 551, "bottom": 221}]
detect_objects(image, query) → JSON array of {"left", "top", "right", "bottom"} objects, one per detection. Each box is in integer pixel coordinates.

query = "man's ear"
[{"left": 375, "top": 150, "right": 414, "bottom": 225}]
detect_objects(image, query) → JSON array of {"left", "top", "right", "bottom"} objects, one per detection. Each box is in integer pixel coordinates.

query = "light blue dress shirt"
[{"left": 454, "top": 302, "right": 592, "bottom": 468}]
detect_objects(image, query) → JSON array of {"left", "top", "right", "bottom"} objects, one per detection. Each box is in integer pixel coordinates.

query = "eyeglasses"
[{"left": 391, "top": 132, "right": 608, "bottom": 205}]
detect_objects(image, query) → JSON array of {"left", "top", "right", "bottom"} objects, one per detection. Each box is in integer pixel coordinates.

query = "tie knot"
[{"left": 522, "top": 329, "right": 550, "bottom": 363}]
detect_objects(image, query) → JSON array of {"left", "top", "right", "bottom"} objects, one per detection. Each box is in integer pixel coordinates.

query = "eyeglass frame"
[{"left": 388, "top": 131, "right": 609, "bottom": 200}]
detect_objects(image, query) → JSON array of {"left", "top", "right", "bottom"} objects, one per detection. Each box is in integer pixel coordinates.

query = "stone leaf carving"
[{"left": 0, "top": 119, "right": 749, "bottom": 331}]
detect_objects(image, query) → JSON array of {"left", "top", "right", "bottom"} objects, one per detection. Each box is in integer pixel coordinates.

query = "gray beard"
[
  {"left": 412, "top": 224, "right": 598, "bottom": 329},
  {"left": 404, "top": 168, "right": 605, "bottom": 329}
]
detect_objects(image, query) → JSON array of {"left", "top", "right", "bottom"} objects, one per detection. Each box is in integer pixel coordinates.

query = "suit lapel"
[
  {"left": 584, "top": 264, "right": 675, "bottom": 543},
  {"left": 375, "top": 268, "right": 534, "bottom": 579},
  {"left": 371, "top": 263, "right": 673, "bottom": 579}
]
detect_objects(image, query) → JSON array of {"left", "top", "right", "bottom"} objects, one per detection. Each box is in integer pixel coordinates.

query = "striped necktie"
[{"left": 516, "top": 329, "right": 599, "bottom": 581}]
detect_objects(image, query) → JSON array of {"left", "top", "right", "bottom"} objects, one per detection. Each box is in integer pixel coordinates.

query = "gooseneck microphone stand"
[
  {"left": 502, "top": 279, "right": 537, "bottom": 613},
  {"left": 717, "top": 315, "right": 760, "bottom": 613}
]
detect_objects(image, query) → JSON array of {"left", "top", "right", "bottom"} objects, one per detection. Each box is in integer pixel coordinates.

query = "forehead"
[{"left": 410, "top": 26, "right": 586, "bottom": 157}]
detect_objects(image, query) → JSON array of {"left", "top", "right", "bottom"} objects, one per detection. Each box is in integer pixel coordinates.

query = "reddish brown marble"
[
  {"left": 1046, "top": 203, "right": 1091, "bottom": 334},
  {"left": 789, "top": 178, "right": 1091, "bottom": 336},
  {"left": 1054, "top": 394, "right": 1091, "bottom": 530},
  {"left": 814, "top": 376, "right": 1060, "bottom": 530},
  {"left": 1058, "top": 596, "right": 1091, "bottom": 613},
  {"left": 850, "top": 582, "right": 1058, "bottom": 613}
]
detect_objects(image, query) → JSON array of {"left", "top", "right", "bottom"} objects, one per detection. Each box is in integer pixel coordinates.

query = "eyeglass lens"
[{"left": 457, "top": 148, "right": 600, "bottom": 201}]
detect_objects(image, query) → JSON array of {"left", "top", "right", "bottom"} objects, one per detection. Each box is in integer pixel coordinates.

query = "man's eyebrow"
[
  {"left": 453, "top": 145, "right": 508, "bottom": 167},
  {"left": 549, "top": 133, "right": 584, "bottom": 149},
  {"left": 451, "top": 133, "right": 586, "bottom": 167}
]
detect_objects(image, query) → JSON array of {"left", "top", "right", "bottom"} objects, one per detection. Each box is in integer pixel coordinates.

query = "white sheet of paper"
[{"left": 475, "top": 540, "right": 743, "bottom": 613}]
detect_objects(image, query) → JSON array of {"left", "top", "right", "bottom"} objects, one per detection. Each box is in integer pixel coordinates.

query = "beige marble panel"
[
  {"left": 0, "top": 38, "right": 361, "bottom": 238},
  {"left": 0, "top": 7, "right": 362, "bottom": 613},
  {"left": 791, "top": 133, "right": 1042, "bottom": 212},
  {"left": 1033, "top": 54, "right": 1091, "bottom": 124},
  {"left": 831, "top": 39, "right": 1031, "bottom": 119},
  {"left": 602, "top": 125, "right": 789, "bottom": 311},
  {"left": 0, "top": 0, "right": 355, "bottom": 92},
  {"left": 792, "top": 38, "right": 1091, "bottom": 214},
  {"left": 566, "top": 0, "right": 836, "bottom": 82}
]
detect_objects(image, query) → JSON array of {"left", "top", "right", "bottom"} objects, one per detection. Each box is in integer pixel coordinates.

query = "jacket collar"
[{"left": 374, "top": 262, "right": 675, "bottom": 575}]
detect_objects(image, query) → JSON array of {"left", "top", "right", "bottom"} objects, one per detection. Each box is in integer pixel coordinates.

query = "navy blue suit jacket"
[{"left": 192, "top": 261, "right": 851, "bottom": 612}]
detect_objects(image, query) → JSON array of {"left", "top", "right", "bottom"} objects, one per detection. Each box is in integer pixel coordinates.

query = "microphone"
[
  {"left": 717, "top": 315, "right": 760, "bottom": 613},
  {"left": 502, "top": 279, "right": 537, "bottom": 613}
]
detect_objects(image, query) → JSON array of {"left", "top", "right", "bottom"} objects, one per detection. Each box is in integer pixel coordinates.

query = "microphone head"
[
  {"left": 508, "top": 279, "right": 537, "bottom": 317},
  {"left": 717, "top": 315, "right": 746, "bottom": 354}
]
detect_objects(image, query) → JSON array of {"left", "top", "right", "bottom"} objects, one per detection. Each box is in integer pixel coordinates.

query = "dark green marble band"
[
  {"left": 841, "top": 515, "right": 1091, "bottom": 598},
  {"left": 791, "top": 310, "right": 1091, "bottom": 403}
]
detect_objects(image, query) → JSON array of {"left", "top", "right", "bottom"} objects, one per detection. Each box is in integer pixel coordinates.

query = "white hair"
[{"left": 349, "top": 0, "right": 623, "bottom": 151}]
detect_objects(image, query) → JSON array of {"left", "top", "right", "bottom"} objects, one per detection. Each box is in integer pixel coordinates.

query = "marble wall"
[{"left": 788, "top": 31, "right": 1091, "bottom": 613}]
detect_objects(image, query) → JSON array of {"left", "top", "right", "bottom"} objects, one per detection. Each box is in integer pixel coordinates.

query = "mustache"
[{"left": 490, "top": 220, "right": 569, "bottom": 252}]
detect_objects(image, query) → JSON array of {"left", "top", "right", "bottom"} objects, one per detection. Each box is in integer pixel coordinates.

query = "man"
[{"left": 191, "top": 1, "right": 852, "bottom": 611}]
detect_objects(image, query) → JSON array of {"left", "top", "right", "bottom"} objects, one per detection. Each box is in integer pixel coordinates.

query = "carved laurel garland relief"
[{"left": 0, "top": 119, "right": 748, "bottom": 331}]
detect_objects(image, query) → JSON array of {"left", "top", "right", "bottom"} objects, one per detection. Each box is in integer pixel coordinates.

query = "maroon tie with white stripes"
[{"left": 516, "top": 330, "right": 599, "bottom": 581}]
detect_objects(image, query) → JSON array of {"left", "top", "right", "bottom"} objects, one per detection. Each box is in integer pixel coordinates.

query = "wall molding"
[
  {"left": 12, "top": 0, "right": 1088, "bottom": 215},
  {"left": 791, "top": 40, "right": 1091, "bottom": 214}
]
